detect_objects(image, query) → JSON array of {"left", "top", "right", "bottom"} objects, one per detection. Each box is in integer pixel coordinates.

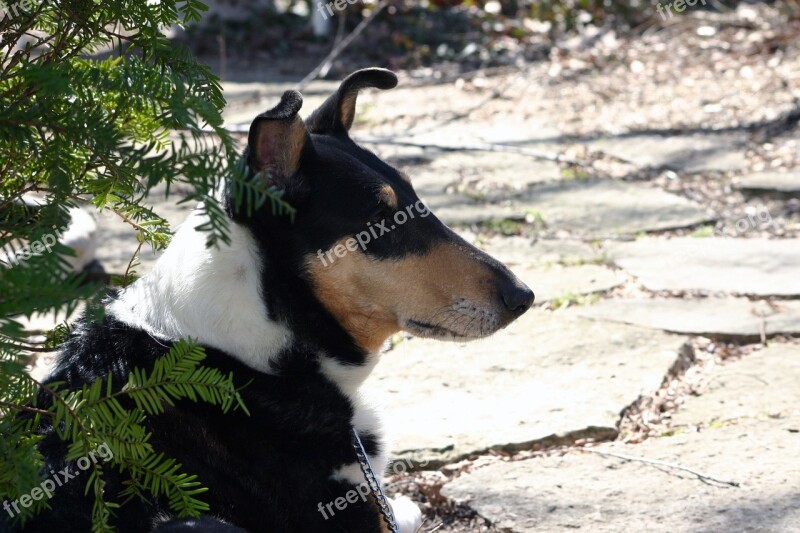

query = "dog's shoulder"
[{"left": 45, "top": 301, "right": 167, "bottom": 390}]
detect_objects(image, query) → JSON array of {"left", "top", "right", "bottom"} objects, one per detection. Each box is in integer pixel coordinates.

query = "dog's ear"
[
  {"left": 247, "top": 90, "right": 311, "bottom": 180},
  {"left": 306, "top": 68, "right": 398, "bottom": 135}
]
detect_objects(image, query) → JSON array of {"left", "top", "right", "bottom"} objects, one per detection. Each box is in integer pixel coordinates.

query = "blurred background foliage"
[{"left": 180, "top": 0, "right": 796, "bottom": 75}]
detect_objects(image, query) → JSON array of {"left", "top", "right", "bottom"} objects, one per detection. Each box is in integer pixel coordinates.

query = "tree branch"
[
  {"left": 0, "top": 401, "right": 53, "bottom": 416},
  {"left": 295, "top": 1, "right": 389, "bottom": 92}
]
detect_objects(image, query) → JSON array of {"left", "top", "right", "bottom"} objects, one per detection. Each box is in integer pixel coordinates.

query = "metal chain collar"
[{"left": 351, "top": 427, "right": 399, "bottom": 533}]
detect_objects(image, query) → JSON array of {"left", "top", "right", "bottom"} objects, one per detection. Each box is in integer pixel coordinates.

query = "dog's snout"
[{"left": 500, "top": 282, "right": 534, "bottom": 316}]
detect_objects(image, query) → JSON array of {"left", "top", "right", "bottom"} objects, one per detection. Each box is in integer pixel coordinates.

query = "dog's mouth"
[
  {"left": 404, "top": 319, "right": 468, "bottom": 339},
  {"left": 402, "top": 302, "right": 503, "bottom": 341}
]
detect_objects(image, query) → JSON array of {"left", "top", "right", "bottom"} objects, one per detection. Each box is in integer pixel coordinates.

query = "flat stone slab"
[
  {"left": 380, "top": 116, "right": 563, "bottom": 154},
  {"left": 415, "top": 151, "right": 562, "bottom": 201},
  {"left": 590, "top": 133, "right": 748, "bottom": 172},
  {"left": 476, "top": 236, "right": 600, "bottom": 268},
  {"left": 671, "top": 343, "right": 800, "bottom": 427},
  {"left": 607, "top": 237, "right": 800, "bottom": 296},
  {"left": 570, "top": 297, "right": 800, "bottom": 338},
  {"left": 414, "top": 188, "right": 524, "bottom": 225},
  {"left": 518, "top": 180, "right": 713, "bottom": 237},
  {"left": 734, "top": 171, "right": 800, "bottom": 195},
  {"left": 367, "top": 311, "right": 683, "bottom": 465},
  {"left": 443, "top": 415, "right": 800, "bottom": 532},
  {"left": 467, "top": 236, "right": 621, "bottom": 301},
  {"left": 425, "top": 179, "right": 713, "bottom": 235},
  {"left": 517, "top": 264, "right": 624, "bottom": 303}
]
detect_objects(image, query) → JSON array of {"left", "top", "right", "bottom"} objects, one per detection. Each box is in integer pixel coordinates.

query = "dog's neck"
[
  {"left": 107, "top": 209, "right": 380, "bottom": 395},
  {"left": 108, "top": 210, "right": 292, "bottom": 373}
]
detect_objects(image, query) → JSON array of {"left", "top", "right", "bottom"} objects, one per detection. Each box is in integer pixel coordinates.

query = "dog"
[{"left": 15, "top": 68, "right": 534, "bottom": 532}]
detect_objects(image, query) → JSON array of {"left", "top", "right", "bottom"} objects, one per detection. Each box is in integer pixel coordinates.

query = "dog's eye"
[{"left": 368, "top": 209, "right": 385, "bottom": 225}]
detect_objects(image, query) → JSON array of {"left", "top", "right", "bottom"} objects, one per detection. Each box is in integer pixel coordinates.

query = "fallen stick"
[
  {"left": 296, "top": 1, "right": 388, "bottom": 92},
  {"left": 581, "top": 448, "right": 740, "bottom": 487},
  {"left": 354, "top": 136, "right": 587, "bottom": 166}
]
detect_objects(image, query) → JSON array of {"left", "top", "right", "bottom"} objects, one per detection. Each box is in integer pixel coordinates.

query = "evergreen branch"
[
  {"left": 119, "top": 454, "right": 210, "bottom": 518},
  {"left": 1, "top": 0, "right": 258, "bottom": 528},
  {"left": 0, "top": 401, "right": 52, "bottom": 417}
]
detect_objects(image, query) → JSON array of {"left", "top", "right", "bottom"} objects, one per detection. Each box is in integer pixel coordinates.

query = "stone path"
[
  {"left": 589, "top": 133, "right": 749, "bottom": 172},
  {"left": 443, "top": 415, "right": 800, "bottom": 532},
  {"left": 606, "top": 238, "right": 800, "bottom": 296},
  {"left": 38, "top": 65, "right": 799, "bottom": 532},
  {"left": 670, "top": 344, "right": 800, "bottom": 427},
  {"left": 443, "top": 343, "right": 800, "bottom": 532},
  {"left": 420, "top": 177, "right": 713, "bottom": 239},
  {"left": 734, "top": 171, "right": 800, "bottom": 196},
  {"left": 367, "top": 311, "right": 683, "bottom": 466},
  {"left": 570, "top": 298, "right": 800, "bottom": 339}
]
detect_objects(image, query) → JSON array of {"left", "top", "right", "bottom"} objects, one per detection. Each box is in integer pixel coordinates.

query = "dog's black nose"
[{"left": 501, "top": 283, "right": 535, "bottom": 316}]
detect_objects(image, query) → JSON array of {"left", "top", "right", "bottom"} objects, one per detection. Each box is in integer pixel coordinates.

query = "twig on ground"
[
  {"left": 581, "top": 448, "right": 740, "bottom": 487},
  {"left": 425, "top": 520, "right": 444, "bottom": 532},
  {"left": 354, "top": 137, "right": 590, "bottom": 166},
  {"left": 402, "top": 66, "right": 519, "bottom": 87},
  {"left": 397, "top": 69, "right": 530, "bottom": 139},
  {"left": 295, "top": 1, "right": 388, "bottom": 92}
]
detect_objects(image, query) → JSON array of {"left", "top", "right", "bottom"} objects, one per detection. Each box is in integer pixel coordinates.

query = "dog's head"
[{"left": 240, "top": 68, "right": 533, "bottom": 353}]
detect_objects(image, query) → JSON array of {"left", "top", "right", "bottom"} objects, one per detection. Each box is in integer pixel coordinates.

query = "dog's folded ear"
[
  {"left": 306, "top": 68, "right": 398, "bottom": 135},
  {"left": 247, "top": 90, "right": 311, "bottom": 181}
]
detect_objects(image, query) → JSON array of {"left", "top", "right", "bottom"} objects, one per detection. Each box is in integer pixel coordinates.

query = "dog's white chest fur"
[{"left": 108, "top": 210, "right": 293, "bottom": 372}]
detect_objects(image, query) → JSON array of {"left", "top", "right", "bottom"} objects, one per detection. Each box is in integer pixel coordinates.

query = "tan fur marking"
[
  {"left": 340, "top": 92, "right": 358, "bottom": 130},
  {"left": 307, "top": 241, "right": 496, "bottom": 352},
  {"left": 254, "top": 115, "right": 306, "bottom": 176},
  {"left": 377, "top": 185, "right": 398, "bottom": 209},
  {"left": 286, "top": 116, "right": 307, "bottom": 171}
]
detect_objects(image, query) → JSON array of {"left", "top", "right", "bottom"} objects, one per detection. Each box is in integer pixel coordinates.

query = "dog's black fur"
[
  {"left": 24, "top": 314, "right": 386, "bottom": 532},
  {"left": 4, "top": 69, "right": 533, "bottom": 532}
]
